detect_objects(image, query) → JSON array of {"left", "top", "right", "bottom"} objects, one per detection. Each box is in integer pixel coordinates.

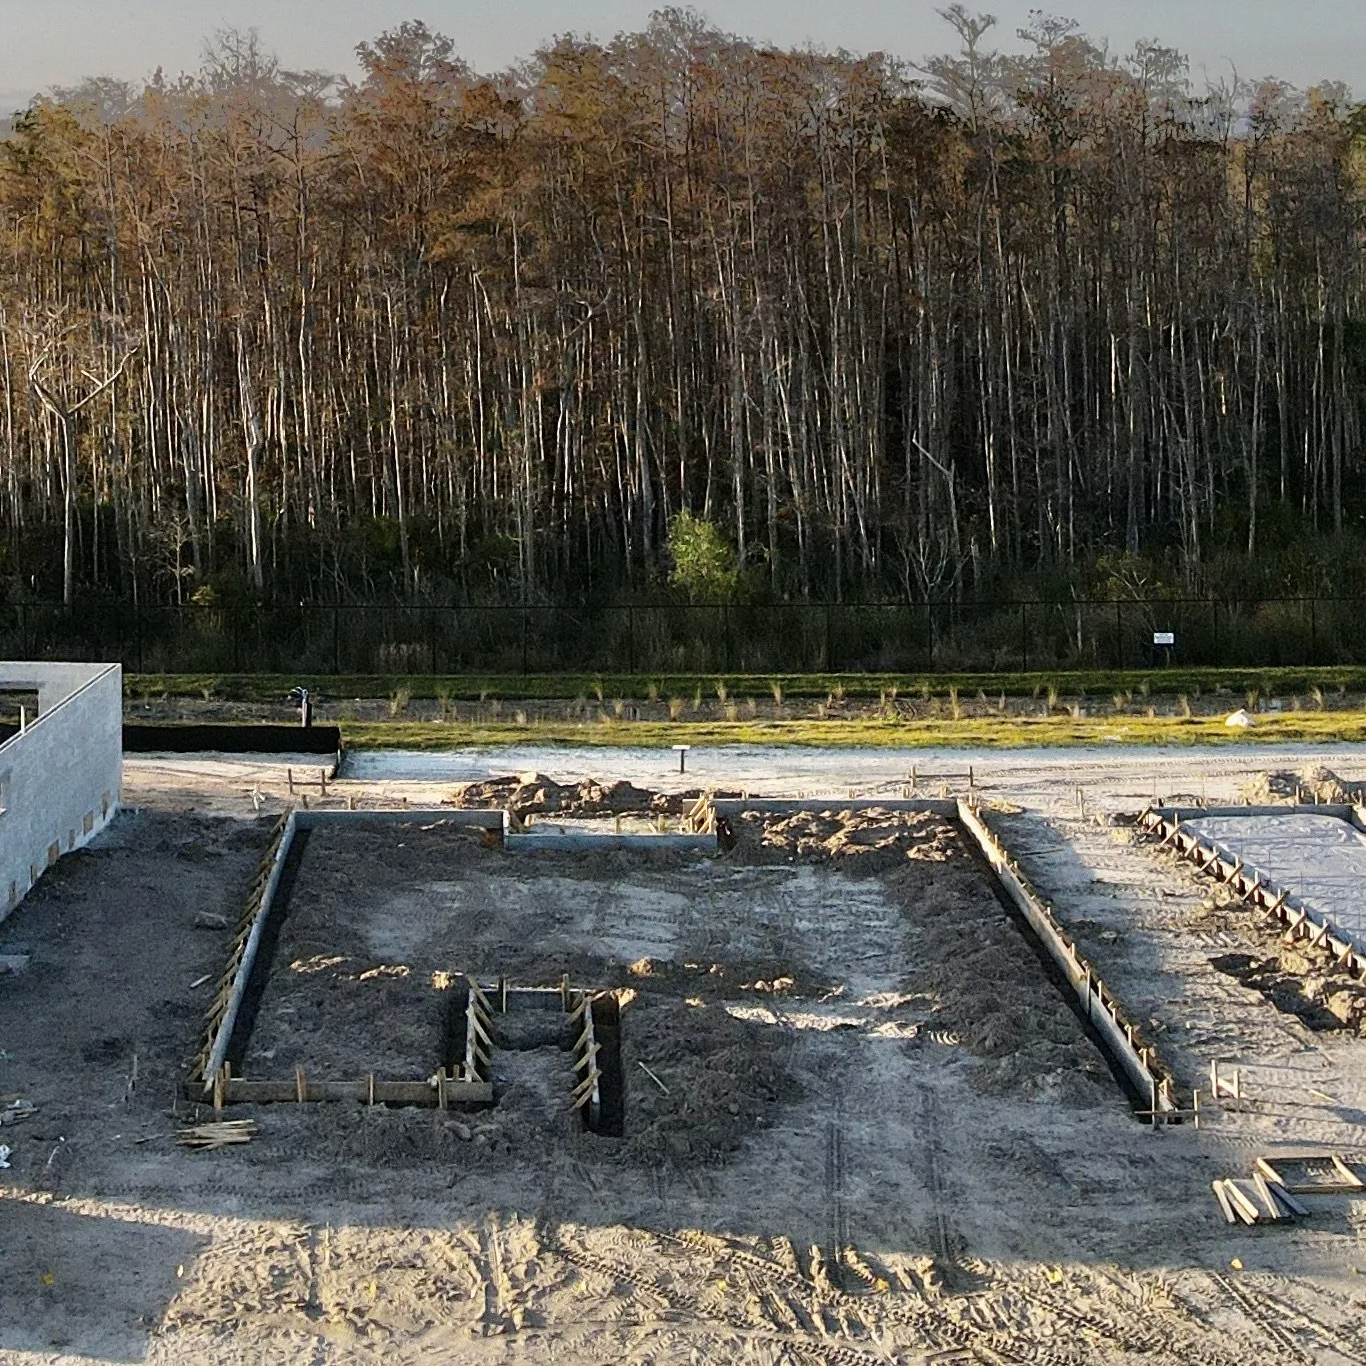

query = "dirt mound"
[
  {"left": 1211, "top": 949, "right": 1366, "bottom": 1034},
  {"left": 619, "top": 991, "right": 798, "bottom": 1165},
  {"left": 908, "top": 904, "right": 1106, "bottom": 1096},
  {"left": 1241, "top": 765, "right": 1358, "bottom": 805},
  {"left": 731, "top": 808, "right": 963, "bottom": 873},
  {"left": 454, "top": 773, "right": 658, "bottom": 818}
]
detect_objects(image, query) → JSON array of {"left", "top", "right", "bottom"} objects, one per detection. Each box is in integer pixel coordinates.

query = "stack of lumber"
[
  {"left": 1212, "top": 1153, "right": 1362, "bottom": 1225},
  {"left": 176, "top": 1119, "right": 259, "bottom": 1151}
]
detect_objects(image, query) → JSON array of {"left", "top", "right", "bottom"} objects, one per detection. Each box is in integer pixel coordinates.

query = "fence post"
[
  {"left": 824, "top": 603, "right": 833, "bottom": 670},
  {"left": 723, "top": 604, "right": 733, "bottom": 673},
  {"left": 1114, "top": 601, "right": 1122, "bottom": 670},
  {"left": 627, "top": 606, "right": 635, "bottom": 675},
  {"left": 521, "top": 606, "right": 529, "bottom": 675},
  {"left": 1310, "top": 598, "right": 1317, "bottom": 665},
  {"left": 1021, "top": 602, "right": 1028, "bottom": 672}
]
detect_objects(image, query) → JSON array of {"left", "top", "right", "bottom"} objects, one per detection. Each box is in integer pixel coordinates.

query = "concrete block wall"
[{"left": 0, "top": 663, "right": 122, "bottom": 923}]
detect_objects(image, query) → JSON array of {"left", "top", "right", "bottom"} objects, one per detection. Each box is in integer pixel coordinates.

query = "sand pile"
[
  {"left": 615, "top": 993, "right": 797, "bottom": 1165},
  {"left": 911, "top": 909, "right": 1107, "bottom": 1097},
  {"left": 455, "top": 773, "right": 658, "bottom": 818},
  {"left": 1211, "top": 948, "right": 1366, "bottom": 1034},
  {"left": 732, "top": 808, "right": 961, "bottom": 873},
  {"left": 1241, "top": 765, "right": 1358, "bottom": 805}
]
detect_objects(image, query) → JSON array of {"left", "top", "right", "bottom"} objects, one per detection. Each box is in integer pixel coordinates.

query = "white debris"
[
  {"left": 0, "top": 1099, "right": 36, "bottom": 1126},
  {"left": 1225, "top": 709, "right": 1256, "bottom": 728},
  {"left": 0, "top": 1145, "right": 11, "bottom": 1169}
]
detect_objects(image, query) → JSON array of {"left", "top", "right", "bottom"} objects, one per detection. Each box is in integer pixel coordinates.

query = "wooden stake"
[{"left": 637, "top": 1061, "right": 670, "bottom": 1095}]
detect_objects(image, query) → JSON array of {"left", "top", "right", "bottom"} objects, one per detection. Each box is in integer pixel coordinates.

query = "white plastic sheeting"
[{"left": 1186, "top": 812, "right": 1366, "bottom": 949}]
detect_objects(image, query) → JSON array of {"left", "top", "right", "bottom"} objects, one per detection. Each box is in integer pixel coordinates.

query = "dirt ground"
[{"left": 4, "top": 758, "right": 1366, "bottom": 1363}]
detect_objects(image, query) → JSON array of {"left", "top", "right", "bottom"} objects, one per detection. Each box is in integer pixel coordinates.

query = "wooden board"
[
  {"left": 1223, "top": 1181, "right": 1261, "bottom": 1225},
  {"left": 1252, "top": 1173, "right": 1285, "bottom": 1220},
  {"left": 1267, "top": 1182, "right": 1309, "bottom": 1218},
  {"left": 1212, "top": 1181, "right": 1238, "bottom": 1225},
  {"left": 1256, "top": 1154, "right": 1363, "bottom": 1195}
]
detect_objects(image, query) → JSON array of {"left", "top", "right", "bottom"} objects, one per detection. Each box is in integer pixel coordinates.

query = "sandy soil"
[{"left": 4, "top": 757, "right": 1366, "bottom": 1363}]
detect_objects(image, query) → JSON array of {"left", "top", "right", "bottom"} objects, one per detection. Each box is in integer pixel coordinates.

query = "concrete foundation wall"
[{"left": 0, "top": 663, "right": 122, "bottom": 922}]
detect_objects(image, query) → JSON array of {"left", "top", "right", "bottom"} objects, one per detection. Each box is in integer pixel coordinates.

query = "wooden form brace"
[
  {"left": 464, "top": 976, "right": 495, "bottom": 1083},
  {"left": 568, "top": 989, "right": 603, "bottom": 1129},
  {"left": 1138, "top": 806, "right": 1366, "bottom": 981},
  {"left": 193, "top": 810, "right": 296, "bottom": 1088}
]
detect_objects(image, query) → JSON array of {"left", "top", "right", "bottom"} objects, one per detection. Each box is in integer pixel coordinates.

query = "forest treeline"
[{"left": 2, "top": 7, "right": 1365, "bottom": 611}]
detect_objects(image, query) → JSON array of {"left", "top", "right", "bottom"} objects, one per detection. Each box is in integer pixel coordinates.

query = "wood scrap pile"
[
  {"left": 1213, "top": 1153, "right": 1363, "bottom": 1225},
  {"left": 176, "top": 1119, "right": 258, "bottom": 1151},
  {"left": 682, "top": 791, "right": 716, "bottom": 835}
]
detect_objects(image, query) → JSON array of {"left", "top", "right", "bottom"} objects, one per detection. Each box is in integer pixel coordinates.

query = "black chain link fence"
[{"left": 0, "top": 596, "right": 1360, "bottom": 676}]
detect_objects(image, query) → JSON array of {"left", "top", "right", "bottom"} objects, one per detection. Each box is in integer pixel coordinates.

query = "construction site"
[{"left": 3, "top": 667, "right": 1366, "bottom": 1364}]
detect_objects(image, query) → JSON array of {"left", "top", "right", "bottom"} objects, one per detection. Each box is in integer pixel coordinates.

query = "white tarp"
[{"left": 1187, "top": 812, "right": 1366, "bottom": 949}]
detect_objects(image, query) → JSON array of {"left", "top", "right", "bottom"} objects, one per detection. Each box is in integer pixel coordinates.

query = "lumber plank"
[
  {"left": 1330, "top": 1155, "right": 1364, "bottom": 1189},
  {"left": 1212, "top": 1181, "right": 1238, "bottom": 1225},
  {"left": 1252, "top": 1173, "right": 1284, "bottom": 1220},
  {"left": 1267, "top": 1182, "right": 1309, "bottom": 1218},
  {"left": 1223, "top": 1181, "right": 1261, "bottom": 1225}
]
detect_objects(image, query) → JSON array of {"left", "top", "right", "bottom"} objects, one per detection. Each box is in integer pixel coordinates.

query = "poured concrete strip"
[
  {"left": 222, "top": 1077, "right": 493, "bottom": 1105},
  {"left": 957, "top": 799, "right": 1178, "bottom": 1119},
  {"left": 1140, "top": 807, "right": 1366, "bottom": 976},
  {"left": 1153, "top": 804, "right": 1358, "bottom": 821},
  {"left": 201, "top": 810, "right": 300, "bottom": 1091},
  {"left": 296, "top": 808, "right": 505, "bottom": 832},
  {"left": 504, "top": 832, "right": 716, "bottom": 852},
  {"left": 711, "top": 797, "right": 957, "bottom": 817}
]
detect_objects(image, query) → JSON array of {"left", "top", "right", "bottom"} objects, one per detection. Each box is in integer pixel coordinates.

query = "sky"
[{"left": 6, "top": 0, "right": 1364, "bottom": 114}]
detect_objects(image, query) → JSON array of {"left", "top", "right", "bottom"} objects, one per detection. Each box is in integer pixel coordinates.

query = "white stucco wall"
[{"left": 0, "top": 663, "right": 122, "bottom": 921}]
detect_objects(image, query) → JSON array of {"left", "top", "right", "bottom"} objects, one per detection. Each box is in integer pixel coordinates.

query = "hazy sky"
[{"left": 6, "top": 1, "right": 1363, "bottom": 113}]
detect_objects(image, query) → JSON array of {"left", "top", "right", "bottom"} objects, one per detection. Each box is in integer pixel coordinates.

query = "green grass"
[
  {"left": 127, "top": 665, "right": 1366, "bottom": 704},
  {"left": 337, "top": 710, "right": 1366, "bottom": 751}
]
